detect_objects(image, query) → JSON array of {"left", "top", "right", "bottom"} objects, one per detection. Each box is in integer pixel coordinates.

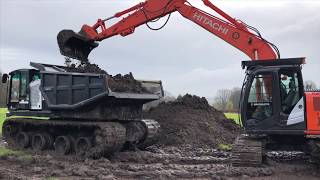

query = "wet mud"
[{"left": 0, "top": 142, "right": 319, "bottom": 180}]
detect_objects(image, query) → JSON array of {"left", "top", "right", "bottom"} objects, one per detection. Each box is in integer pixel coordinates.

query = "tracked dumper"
[{"left": 2, "top": 62, "right": 164, "bottom": 157}]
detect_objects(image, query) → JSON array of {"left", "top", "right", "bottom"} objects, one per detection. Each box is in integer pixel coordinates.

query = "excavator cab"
[
  {"left": 240, "top": 58, "right": 306, "bottom": 135},
  {"left": 57, "top": 30, "right": 98, "bottom": 62}
]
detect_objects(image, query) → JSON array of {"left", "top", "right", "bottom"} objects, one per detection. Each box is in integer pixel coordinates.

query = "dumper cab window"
[
  {"left": 20, "top": 71, "right": 28, "bottom": 99},
  {"left": 10, "top": 71, "right": 29, "bottom": 104},
  {"left": 11, "top": 73, "right": 20, "bottom": 102}
]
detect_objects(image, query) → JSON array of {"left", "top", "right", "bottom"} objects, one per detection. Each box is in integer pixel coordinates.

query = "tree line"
[
  {"left": 213, "top": 87, "right": 241, "bottom": 112},
  {"left": 213, "top": 80, "right": 318, "bottom": 112}
]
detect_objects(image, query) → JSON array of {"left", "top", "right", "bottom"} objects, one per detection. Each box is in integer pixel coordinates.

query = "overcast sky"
[{"left": 1, "top": 0, "right": 319, "bottom": 98}]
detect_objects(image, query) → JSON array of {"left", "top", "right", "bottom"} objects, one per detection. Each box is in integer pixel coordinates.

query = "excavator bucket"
[{"left": 57, "top": 30, "right": 99, "bottom": 62}]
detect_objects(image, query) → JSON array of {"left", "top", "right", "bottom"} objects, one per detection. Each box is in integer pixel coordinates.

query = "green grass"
[
  {"left": 0, "top": 147, "right": 33, "bottom": 161},
  {"left": 46, "top": 177, "right": 59, "bottom": 180},
  {"left": 224, "top": 113, "right": 241, "bottom": 126},
  {"left": 0, "top": 146, "right": 21, "bottom": 157},
  {"left": 0, "top": 108, "right": 7, "bottom": 134},
  {"left": 218, "top": 143, "right": 232, "bottom": 151}
]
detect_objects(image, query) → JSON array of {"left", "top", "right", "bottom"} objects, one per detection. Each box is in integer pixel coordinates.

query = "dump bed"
[
  {"left": 29, "top": 62, "right": 164, "bottom": 120},
  {"left": 40, "top": 71, "right": 163, "bottom": 110}
]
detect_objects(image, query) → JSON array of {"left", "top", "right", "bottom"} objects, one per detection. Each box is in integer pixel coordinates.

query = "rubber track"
[
  {"left": 309, "top": 139, "right": 320, "bottom": 164},
  {"left": 92, "top": 122, "right": 126, "bottom": 158},
  {"left": 2, "top": 118, "right": 126, "bottom": 157},
  {"left": 138, "top": 119, "right": 160, "bottom": 148},
  {"left": 231, "top": 135, "right": 263, "bottom": 167}
]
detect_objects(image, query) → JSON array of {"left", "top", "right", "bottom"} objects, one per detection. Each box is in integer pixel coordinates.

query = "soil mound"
[
  {"left": 108, "top": 73, "right": 148, "bottom": 93},
  {"left": 65, "top": 61, "right": 107, "bottom": 74},
  {"left": 143, "top": 94, "right": 240, "bottom": 148},
  {"left": 64, "top": 59, "right": 149, "bottom": 93}
]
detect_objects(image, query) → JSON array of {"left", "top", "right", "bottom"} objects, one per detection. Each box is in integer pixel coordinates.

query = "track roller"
[
  {"left": 32, "top": 133, "right": 47, "bottom": 151},
  {"left": 43, "top": 133, "right": 54, "bottom": 149},
  {"left": 16, "top": 132, "right": 30, "bottom": 149},
  {"left": 75, "top": 137, "right": 92, "bottom": 156},
  {"left": 54, "top": 136, "right": 72, "bottom": 155},
  {"left": 2, "top": 123, "right": 16, "bottom": 147},
  {"left": 2, "top": 124, "right": 13, "bottom": 138}
]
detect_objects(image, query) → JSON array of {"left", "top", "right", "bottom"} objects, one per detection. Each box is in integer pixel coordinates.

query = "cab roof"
[{"left": 241, "top": 57, "right": 305, "bottom": 70}]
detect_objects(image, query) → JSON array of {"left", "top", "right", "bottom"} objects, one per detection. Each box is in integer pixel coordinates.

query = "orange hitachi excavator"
[{"left": 57, "top": 0, "right": 320, "bottom": 165}]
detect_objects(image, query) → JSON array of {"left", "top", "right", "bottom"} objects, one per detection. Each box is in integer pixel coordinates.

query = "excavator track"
[
  {"left": 308, "top": 139, "right": 320, "bottom": 164},
  {"left": 231, "top": 134, "right": 264, "bottom": 167}
]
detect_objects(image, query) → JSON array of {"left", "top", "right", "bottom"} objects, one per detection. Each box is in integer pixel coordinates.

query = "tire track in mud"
[{"left": 0, "top": 146, "right": 319, "bottom": 180}]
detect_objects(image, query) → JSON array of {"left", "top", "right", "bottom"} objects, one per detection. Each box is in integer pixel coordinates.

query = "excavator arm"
[{"left": 57, "top": 0, "right": 279, "bottom": 61}]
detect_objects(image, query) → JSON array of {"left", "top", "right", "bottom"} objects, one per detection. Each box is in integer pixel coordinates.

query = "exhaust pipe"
[{"left": 57, "top": 30, "right": 99, "bottom": 62}]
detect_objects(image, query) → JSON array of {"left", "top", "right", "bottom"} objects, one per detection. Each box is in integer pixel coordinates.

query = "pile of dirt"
[
  {"left": 64, "top": 61, "right": 107, "bottom": 74},
  {"left": 143, "top": 94, "right": 240, "bottom": 148},
  {"left": 64, "top": 59, "right": 150, "bottom": 93},
  {"left": 107, "top": 73, "right": 149, "bottom": 93}
]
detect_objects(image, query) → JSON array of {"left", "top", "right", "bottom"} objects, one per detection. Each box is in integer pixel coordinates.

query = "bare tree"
[
  {"left": 229, "top": 87, "right": 241, "bottom": 111},
  {"left": 213, "top": 89, "right": 232, "bottom": 112},
  {"left": 304, "top": 80, "right": 317, "bottom": 89}
]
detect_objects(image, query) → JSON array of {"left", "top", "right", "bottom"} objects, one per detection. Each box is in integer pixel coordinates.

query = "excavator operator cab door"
[
  {"left": 241, "top": 61, "right": 306, "bottom": 135},
  {"left": 8, "top": 69, "right": 41, "bottom": 110}
]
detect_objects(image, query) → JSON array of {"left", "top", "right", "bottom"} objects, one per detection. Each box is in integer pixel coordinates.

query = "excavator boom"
[{"left": 57, "top": 0, "right": 279, "bottom": 61}]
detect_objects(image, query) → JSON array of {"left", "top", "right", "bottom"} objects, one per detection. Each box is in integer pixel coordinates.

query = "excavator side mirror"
[{"left": 2, "top": 74, "right": 8, "bottom": 83}]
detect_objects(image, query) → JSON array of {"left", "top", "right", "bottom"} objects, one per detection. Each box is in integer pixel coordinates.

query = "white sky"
[{"left": 1, "top": 0, "right": 320, "bottom": 98}]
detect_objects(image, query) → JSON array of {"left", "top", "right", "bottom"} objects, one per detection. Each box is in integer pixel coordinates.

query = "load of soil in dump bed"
[
  {"left": 64, "top": 59, "right": 150, "bottom": 93},
  {"left": 143, "top": 94, "right": 240, "bottom": 148}
]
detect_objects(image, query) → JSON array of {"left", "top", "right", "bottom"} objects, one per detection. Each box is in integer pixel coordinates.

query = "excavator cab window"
[
  {"left": 246, "top": 73, "right": 273, "bottom": 126},
  {"left": 279, "top": 70, "right": 301, "bottom": 114}
]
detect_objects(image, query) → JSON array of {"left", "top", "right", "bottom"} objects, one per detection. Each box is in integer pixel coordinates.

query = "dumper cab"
[{"left": 5, "top": 69, "right": 41, "bottom": 110}]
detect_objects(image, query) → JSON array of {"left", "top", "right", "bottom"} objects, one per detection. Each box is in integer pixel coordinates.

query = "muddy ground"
[{"left": 0, "top": 139, "right": 319, "bottom": 180}]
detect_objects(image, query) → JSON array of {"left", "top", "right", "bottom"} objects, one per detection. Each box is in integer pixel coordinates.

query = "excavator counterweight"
[{"left": 57, "top": 29, "right": 98, "bottom": 61}]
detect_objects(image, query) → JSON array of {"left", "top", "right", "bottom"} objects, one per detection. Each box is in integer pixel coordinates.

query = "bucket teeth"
[{"left": 57, "top": 29, "right": 99, "bottom": 62}]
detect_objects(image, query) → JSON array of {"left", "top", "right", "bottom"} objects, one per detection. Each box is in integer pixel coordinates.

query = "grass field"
[
  {"left": 0, "top": 146, "right": 32, "bottom": 161},
  {"left": 224, "top": 113, "right": 241, "bottom": 126},
  {"left": 0, "top": 108, "right": 7, "bottom": 135}
]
